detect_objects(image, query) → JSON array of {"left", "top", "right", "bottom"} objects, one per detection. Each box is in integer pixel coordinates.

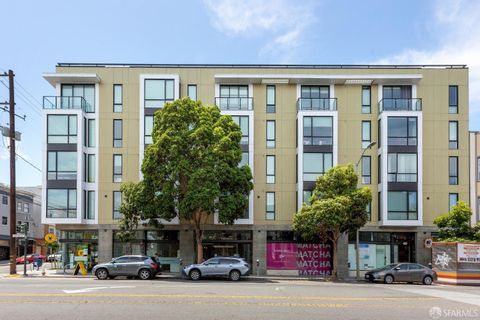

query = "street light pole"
[{"left": 354, "top": 141, "right": 376, "bottom": 280}]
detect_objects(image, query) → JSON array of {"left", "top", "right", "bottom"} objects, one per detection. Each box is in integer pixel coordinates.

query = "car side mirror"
[{"left": 394, "top": 267, "right": 400, "bottom": 271}]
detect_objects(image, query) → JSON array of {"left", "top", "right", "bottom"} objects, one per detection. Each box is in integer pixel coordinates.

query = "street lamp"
[{"left": 354, "top": 141, "right": 376, "bottom": 280}]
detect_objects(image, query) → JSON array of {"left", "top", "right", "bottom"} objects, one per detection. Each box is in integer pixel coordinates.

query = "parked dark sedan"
[{"left": 364, "top": 263, "right": 437, "bottom": 285}]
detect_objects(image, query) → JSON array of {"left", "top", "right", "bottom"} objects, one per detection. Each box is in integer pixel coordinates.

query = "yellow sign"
[{"left": 44, "top": 233, "right": 57, "bottom": 244}]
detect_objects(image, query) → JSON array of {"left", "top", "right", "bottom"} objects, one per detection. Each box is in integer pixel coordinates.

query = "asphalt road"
[{"left": 0, "top": 276, "right": 479, "bottom": 320}]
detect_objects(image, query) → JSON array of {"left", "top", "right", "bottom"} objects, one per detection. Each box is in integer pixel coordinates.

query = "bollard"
[
  {"left": 41, "top": 265, "right": 46, "bottom": 276},
  {"left": 256, "top": 259, "right": 260, "bottom": 277}
]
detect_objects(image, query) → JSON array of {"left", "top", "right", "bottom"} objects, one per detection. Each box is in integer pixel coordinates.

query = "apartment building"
[
  {"left": 470, "top": 131, "right": 480, "bottom": 226},
  {"left": 41, "top": 64, "right": 469, "bottom": 276}
]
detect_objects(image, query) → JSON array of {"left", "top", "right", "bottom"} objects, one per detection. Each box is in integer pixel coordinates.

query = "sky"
[{"left": 0, "top": 0, "right": 479, "bottom": 187}]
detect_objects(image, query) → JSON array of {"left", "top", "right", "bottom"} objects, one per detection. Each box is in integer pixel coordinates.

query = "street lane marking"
[
  {"left": 62, "top": 285, "right": 135, "bottom": 294},
  {"left": 389, "top": 286, "right": 480, "bottom": 307}
]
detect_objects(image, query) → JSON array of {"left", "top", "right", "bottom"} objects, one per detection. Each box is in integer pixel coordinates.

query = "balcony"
[
  {"left": 215, "top": 97, "right": 253, "bottom": 110},
  {"left": 379, "top": 98, "right": 422, "bottom": 112},
  {"left": 43, "top": 96, "right": 91, "bottom": 112},
  {"left": 297, "top": 98, "right": 337, "bottom": 111}
]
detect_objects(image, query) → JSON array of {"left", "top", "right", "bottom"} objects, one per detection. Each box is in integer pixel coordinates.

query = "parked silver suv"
[
  {"left": 93, "top": 255, "right": 160, "bottom": 280},
  {"left": 183, "top": 257, "right": 250, "bottom": 281}
]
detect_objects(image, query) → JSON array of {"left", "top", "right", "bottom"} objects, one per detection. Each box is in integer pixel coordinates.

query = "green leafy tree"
[
  {"left": 293, "top": 164, "right": 371, "bottom": 280},
  {"left": 434, "top": 201, "right": 476, "bottom": 242},
  {"left": 119, "top": 98, "right": 253, "bottom": 262},
  {"left": 117, "top": 182, "right": 146, "bottom": 255}
]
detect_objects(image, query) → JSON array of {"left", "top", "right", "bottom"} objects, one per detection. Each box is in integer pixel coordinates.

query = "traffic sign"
[
  {"left": 44, "top": 233, "right": 57, "bottom": 244},
  {"left": 12, "top": 233, "right": 25, "bottom": 238}
]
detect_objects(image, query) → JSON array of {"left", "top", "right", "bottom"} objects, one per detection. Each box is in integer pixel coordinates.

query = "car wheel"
[
  {"left": 95, "top": 268, "right": 109, "bottom": 280},
  {"left": 384, "top": 275, "right": 394, "bottom": 284},
  {"left": 229, "top": 270, "right": 241, "bottom": 281},
  {"left": 423, "top": 275, "right": 433, "bottom": 285},
  {"left": 189, "top": 269, "right": 201, "bottom": 281},
  {"left": 138, "top": 269, "right": 152, "bottom": 280}
]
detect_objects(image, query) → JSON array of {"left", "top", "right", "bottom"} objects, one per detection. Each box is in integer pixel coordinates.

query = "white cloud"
[
  {"left": 203, "top": 0, "right": 316, "bottom": 62},
  {"left": 373, "top": 0, "right": 480, "bottom": 120}
]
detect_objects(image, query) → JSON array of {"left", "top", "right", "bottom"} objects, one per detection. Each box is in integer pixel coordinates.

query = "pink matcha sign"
[{"left": 266, "top": 243, "right": 332, "bottom": 276}]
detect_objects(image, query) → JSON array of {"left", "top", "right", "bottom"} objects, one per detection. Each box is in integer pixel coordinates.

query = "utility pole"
[{"left": 8, "top": 70, "right": 16, "bottom": 275}]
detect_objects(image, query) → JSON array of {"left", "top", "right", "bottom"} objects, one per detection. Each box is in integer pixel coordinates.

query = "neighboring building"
[
  {"left": 41, "top": 64, "right": 469, "bottom": 276},
  {"left": 469, "top": 131, "right": 480, "bottom": 226},
  {"left": 0, "top": 184, "right": 46, "bottom": 259}
]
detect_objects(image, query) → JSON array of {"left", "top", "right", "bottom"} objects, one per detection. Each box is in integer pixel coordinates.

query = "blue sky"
[{"left": 0, "top": 0, "right": 479, "bottom": 186}]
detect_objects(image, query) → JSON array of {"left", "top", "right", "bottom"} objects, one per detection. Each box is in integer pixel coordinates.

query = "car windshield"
[{"left": 377, "top": 264, "right": 398, "bottom": 271}]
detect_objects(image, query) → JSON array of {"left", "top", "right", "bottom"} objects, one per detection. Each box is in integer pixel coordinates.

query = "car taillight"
[{"left": 150, "top": 262, "right": 158, "bottom": 269}]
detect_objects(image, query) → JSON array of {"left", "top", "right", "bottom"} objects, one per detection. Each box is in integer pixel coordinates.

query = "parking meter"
[{"left": 256, "top": 259, "right": 260, "bottom": 276}]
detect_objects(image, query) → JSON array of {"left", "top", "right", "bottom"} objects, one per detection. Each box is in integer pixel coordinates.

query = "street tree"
[
  {"left": 119, "top": 98, "right": 253, "bottom": 263},
  {"left": 434, "top": 201, "right": 479, "bottom": 242},
  {"left": 293, "top": 164, "right": 371, "bottom": 280}
]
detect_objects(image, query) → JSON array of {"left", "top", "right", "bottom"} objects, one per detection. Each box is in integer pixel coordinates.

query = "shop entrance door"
[{"left": 203, "top": 244, "right": 238, "bottom": 259}]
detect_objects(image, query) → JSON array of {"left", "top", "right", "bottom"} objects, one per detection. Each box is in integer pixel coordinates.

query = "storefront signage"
[
  {"left": 457, "top": 243, "right": 480, "bottom": 263},
  {"left": 267, "top": 243, "right": 332, "bottom": 276}
]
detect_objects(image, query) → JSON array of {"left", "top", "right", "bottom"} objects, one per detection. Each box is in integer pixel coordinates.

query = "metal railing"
[
  {"left": 379, "top": 98, "right": 422, "bottom": 112},
  {"left": 214, "top": 97, "right": 253, "bottom": 110},
  {"left": 43, "top": 96, "right": 91, "bottom": 111},
  {"left": 297, "top": 98, "right": 337, "bottom": 111}
]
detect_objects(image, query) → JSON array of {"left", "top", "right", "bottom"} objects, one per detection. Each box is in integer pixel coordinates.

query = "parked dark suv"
[{"left": 93, "top": 255, "right": 160, "bottom": 280}]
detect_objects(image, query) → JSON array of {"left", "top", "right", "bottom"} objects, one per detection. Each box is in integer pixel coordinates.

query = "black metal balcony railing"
[
  {"left": 215, "top": 97, "right": 253, "bottom": 110},
  {"left": 43, "top": 96, "right": 91, "bottom": 112},
  {"left": 379, "top": 98, "right": 422, "bottom": 112},
  {"left": 297, "top": 98, "right": 337, "bottom": 111}
]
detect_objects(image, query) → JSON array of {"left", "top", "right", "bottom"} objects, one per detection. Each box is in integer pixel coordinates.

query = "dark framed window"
[
  {"left": 240, "top": 152, "right": 248, "bottom": 167},
  {"left": 303, "top": 190, "right": 312, "bottom": 205},
  {"left": 387, "top": 191, "right": 417, "bottom": 220},
  {"left": 61, "top": 84, "right": 95, "bottom": 112},
  {"left": 1, "top": 216, "right": 6, "bottom": 225},
  {"left": 362, "top": 86, "right": 371, "bottom": 114},
  {"left": 299, "top": 86, "right": 330, "bottom": 110},
  {"left": 378, "top": 155, "right": 381, "bottom": 183},
  {"left": 113, "top": 154, "right": 123, "bottom": 183},
  {"left": 85, "top": 190, "right": 95, "bottom": 220},
  {"left": 113, "top": 84, "right": 123, "bottom": 112},
  {"left": 113, "top": 119, "right": 123, "bottom": 148},
  {"left": 366, "top": 202, "right": 371, "bottom": 221},
  {"left": 303, "top": 152, "right": 333, "bottom": 181},
  {"left": 266, "top": 85, "right": 276, "bottom": 113},
  {"left": 449, "top": 193, "right": 458, "bottom": 211},
  {"left": 85, "top": 154, "right": 95, "bottom": 183},
  {"left": 387, "top": 117, "right": 417, "bottom": 146},
  {"left": 449, "top": 156, "right": 458, "bottom": 185},
  {"left": 47, "top": 151, "right": 77, "bottom": 180},
  {"left": 144, "top": 79, "right": 174, "bottom": 108},
  {"left": 387, "top": 153, "right": 417, "bottom": 182},
  {"left": 449, "top": 85, "right": 458, "bottom": 114},
  {"left": 87, "top": 119, "right": 95, "bottom": 147},
  {"left": 378, "top": 192, "right": 382, "bottom": 221},
  {"left": 218, "top": 85, "right": 250, "bottom": 110},
  {"left": 187, "top": 84, "right": 197, "bottom": 101},
  {"left": 362, "top": 156, "right": 371, "bottom": 184},
  {"left": 23, "top": 203, "right": 29, "bottom": 213},
  {"left": 113, "top": 191, "right": 122, "bottom": 219},
  {"left": 231, "top": 116, "right": 249, "bottom": 145},
  {"left": 449, "top": 121, "right": 458, "bottom": 149},
  {"left": 303, "top": 116, "right": 333, "bottom": 146},
  {"left": 47, "top": 189, "right": 77, "bottom": 218},
  {"left": 266, "top": 192, "right": 275, "bottom": 220},
  {"left": 47, "top": 115, "right": 77, "bottom": 144},
  {"left": 266, "top": 155, "right": 275, "bottom": 184},
  {"left": 362, "top": 121, "right": 371, "bottom": 148},
  {"left": 2, "top": 195, "right": 7, "bottom": 205},
  {"left": 266, "top": 120, "right": 275, "bottom": 148},
  {"left": 145, "top": 116, "right": 153, "bottom": 145}
]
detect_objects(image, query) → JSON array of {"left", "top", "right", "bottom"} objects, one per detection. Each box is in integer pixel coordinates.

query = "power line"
[
  {"left": 0, "top": 79, "right": 42, "bottom": 118},
  {"left": 15, "top": 151, "right": 41, "bottom": 172}
]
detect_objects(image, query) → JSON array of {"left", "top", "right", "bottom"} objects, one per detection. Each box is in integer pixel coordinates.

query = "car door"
[
  {"left": 111, "top": 256, "right": 130, "bottom": 275},
  {"left": 392, "top": 263, "right": 410, "bottom": 282},
  {"left": 219, "top": 259, "right": 235, "bottom": 276},
  {"left": 407, "top": 263, "right": 425, "bottom": 282},
  {"left": 202, "top": 258, "right": 220, "bottom": 276}
]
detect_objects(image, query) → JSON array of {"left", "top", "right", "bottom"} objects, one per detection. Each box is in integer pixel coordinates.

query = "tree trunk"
[
  {"left": 126, "top": 242, "right": 132, "bottom": 255},
  {"left": 331, "top": 237, "right": 338, "bottom": 281},
  {"left": 195, "top": 228, "right": 204, "bottom": 264}
]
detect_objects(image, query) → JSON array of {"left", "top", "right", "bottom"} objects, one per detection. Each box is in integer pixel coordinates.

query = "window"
[
  {"left": 187, "top": 84, "right": 197, "bottom": 101},
  {"left": 449, "top": 156, "right": 458, "bottom": 185},
  {"left": 113, "top": 155, "right": 122, "bottom": 183},
  {"left": 145, "top": 116, "right": 153, "bottom": 145},
  {"left": 378, "top": 155, "right": 381, "bottom": 183},
  {"left": 113, "top": 191, "right": 122, "bottom": 219},
  {"left": 144, "top": 79, "right": 174, "bottom": 108},
  {"left": 449, "top": 193, "right": 458, "bottom": 211},
  {"left": 231, "top": 116, "right": 249, "bottom": 145},
  {"left": 47, "top": 115, "right": 77, "bottom": 144},
  {"left": 266, "top": 155, "right": 275, "bottom": 184},
  {"left": 84, "top": 154, "right": 95, "bottom": 183},
  {"left": 113, "top": 119, "right": 123, "bottom": 148},
  {"left": 366, "top": 202, "right": 371, "bottom": 221},
  {"left": 86, "top": 119, "right": 95, "bottom": 147},
  {"left": 387, "top": 153, "right": 417, "bottom": 182},
  {"left": 61, "top": 84, "right": 95, "bottom": 112},
  {"left": 388, "top": 117, "right": 417, "bottom": 146},
  {"left": 387, "top": 191, "right": 417, "bottom": 220},
  {"left": 266, "top": 192, "right": 275, "bottom": 220},
  {"left": 382, "top": 86, "right": 412, "bottom": 110},
  {"left": 362, "top": 121, "right": 371, "bottom": 148},
  {"left": 17, "top": 202, "right": 22, "bottom": 212},
  {"left": 303, "top": 152, "right": 333, "bottom": 181},
  {"left": 86, "top": 191, "right": 95, "bottom": 220},
  {"left": 266, "top": 85, "right": 276, "bottom": 113},
  {"left": 362, "top": 156, "right": 371, "bottom": 184},
  {"left": 266, "top": 120, "right": 275, "bottom": 148},
  {"left": 47, "top": 189, "right": 77, "bottom": 218},
  {"left": 449, "top": 121, "right": 458, "bottom": 149},
  {"left": 300, "top": 86, "right": 330, "bottom": 110},
  {"left": 48, "top": 151, "right": 77, "bottom": 180},
  {"left": 219, "top": 85, "right": 250, "bottom": 110},
  {"left": 23, "top": 203, "right": 30, "bottom": 213},
  {"left": 449, "top": 85, "right": 458, "bottom": 114},
  {"left": 240, "top": 152, "right": 249, "bottom": 167},
  {"left": 362, "top": 86, "right": 371, "bottom": 113},
  {"left": 113, "top": 84, "right": 123, "bottom": 112},
  {"left": 1, "top": 195, "right": 7, "bottom": 205},
  {"left": 303, "top": 116, "right": 333, "bottom": 145},
  {"left": 303, "top": 190, "right": 312, "bottom": 205},
  {"left": 1, "top": 216, "right": 6, "bottom": 225}
]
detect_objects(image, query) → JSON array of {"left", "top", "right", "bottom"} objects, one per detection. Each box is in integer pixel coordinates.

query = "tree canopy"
[
  {"left": 119, "top": 98, "right": 253, "bottom": 262},
  {"left": 293, "top": 164, "right": 372, "bottom": 280},
  {"left": 434, "top": 201, "right": 480, "bottom": 242}
]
